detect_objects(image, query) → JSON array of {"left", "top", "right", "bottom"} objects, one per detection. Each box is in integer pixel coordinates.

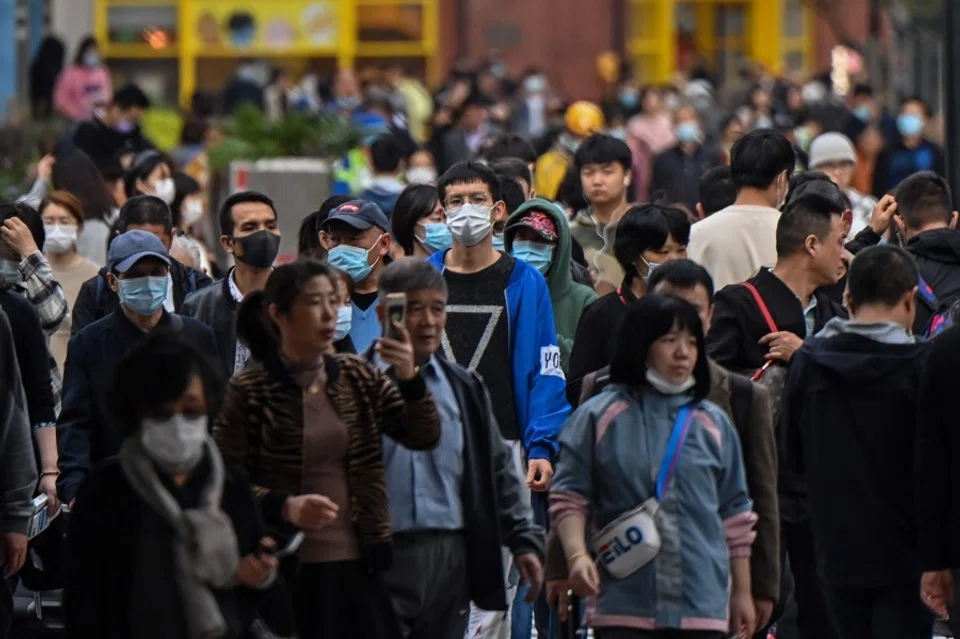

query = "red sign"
[{"left": 235, "top": 167, "right": 248, "bottom": 192}]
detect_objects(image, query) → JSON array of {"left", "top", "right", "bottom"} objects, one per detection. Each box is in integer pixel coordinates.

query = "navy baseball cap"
[
  {"left": 320, "top": 199, "right": 390, "bottom": 232},
  {"left": 108, "top": 230, "right": 171, "bottom": 273}
]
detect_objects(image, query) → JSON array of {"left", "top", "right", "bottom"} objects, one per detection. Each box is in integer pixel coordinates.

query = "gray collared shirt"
[{"left": 382, "top": 355, "right": 465, "bottom": 532}]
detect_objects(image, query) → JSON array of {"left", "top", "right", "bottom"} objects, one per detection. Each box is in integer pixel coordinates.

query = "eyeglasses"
[{"left": 443, "top": 193, "right": 492, "bottom": 209}]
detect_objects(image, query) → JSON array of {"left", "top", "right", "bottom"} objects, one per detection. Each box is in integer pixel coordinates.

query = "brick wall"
[
  {"left": 438, "top": 0, "right": 616, "bottom": 100},
  {"left": 813, "top": 0, "right": 870, "bottom": 71}
]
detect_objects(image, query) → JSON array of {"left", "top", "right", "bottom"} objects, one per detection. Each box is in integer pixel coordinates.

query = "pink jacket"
[{"left": 54, "top": 65, "right": 113, "bottom": 121}]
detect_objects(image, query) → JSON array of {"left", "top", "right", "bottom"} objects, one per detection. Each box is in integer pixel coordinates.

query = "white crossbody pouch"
[{"left": 591, "top": 404, "right": 695, "bottom": 579}]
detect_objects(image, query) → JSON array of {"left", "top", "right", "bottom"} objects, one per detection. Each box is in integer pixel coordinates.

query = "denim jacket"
[{"left": 549, "top": 385, "right": 756, "bottom": 632}]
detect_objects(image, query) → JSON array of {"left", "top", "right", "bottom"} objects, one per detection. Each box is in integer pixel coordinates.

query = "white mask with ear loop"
[{"left": 777, "top": 174, "right": 789, "bottom": 209}]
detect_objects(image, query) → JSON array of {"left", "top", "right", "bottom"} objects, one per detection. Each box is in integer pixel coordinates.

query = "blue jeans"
[{"left": 511, "top": 493, "right": 556, "bottom": 638}]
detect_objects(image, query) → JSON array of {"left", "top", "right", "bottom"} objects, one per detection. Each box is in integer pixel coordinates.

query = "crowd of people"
[{"left": 1, "top": 33, "right": 960, "bottom": 639}]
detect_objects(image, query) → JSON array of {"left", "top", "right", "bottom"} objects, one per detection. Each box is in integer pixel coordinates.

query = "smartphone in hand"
[{"left": 382, "top": 293, "right": 406, "bottom": 340}]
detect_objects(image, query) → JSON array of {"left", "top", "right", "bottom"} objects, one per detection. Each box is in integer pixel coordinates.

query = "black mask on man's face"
[{"left": 234, "top": 230, "right": 281, "bottom": 268}]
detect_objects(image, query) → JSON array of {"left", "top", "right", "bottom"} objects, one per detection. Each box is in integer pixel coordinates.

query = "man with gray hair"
[{"left": 367, "top": 257, "right": 544, "bottom": 639}]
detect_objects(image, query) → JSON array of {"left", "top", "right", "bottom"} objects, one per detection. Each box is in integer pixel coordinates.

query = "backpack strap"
[
  {"left": 728, "top": 372, "right": 754, "bottom": 431},
  {"left": 578, "top": 365, "right": 611, "bottom": 407},
  {"left": 741, "top": 282, "right": 779, "bottom": 333},
  {"left": 917, "top": 274, "right": 939, "bottom": 310},
  {"left": 578, "top": 372, "right": 598, "bottom": 408}
]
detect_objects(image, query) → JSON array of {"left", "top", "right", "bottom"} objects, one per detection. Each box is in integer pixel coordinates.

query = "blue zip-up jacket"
[
  {"left": 550, "top": 386, "right": 756, "bottom": 631},
  {"left": 427, "top": 250, "right": 570, "bottom": 460}
]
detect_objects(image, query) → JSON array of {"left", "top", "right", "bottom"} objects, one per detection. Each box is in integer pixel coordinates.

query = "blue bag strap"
[
  {"left": 655, "top": 405, "right": 696, "bottom": 501},
  {"left": 918, "top": 274, "right": 938, "bottom": 308}
]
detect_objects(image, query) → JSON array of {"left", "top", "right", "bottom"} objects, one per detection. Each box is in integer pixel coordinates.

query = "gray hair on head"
[{"left": 378, "top": 257, "right": 448, "bottom": 299}]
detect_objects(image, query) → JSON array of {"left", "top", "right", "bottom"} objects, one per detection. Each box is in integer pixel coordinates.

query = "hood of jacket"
[
  {"left": 803, "top": 317, "right": 926, "bottom": 383},
  {"left": 504, "top": 198, "right": 575, "bottom": 293},
  {"left": 907, "top": 227, "right": 960, "bottom": 266}
]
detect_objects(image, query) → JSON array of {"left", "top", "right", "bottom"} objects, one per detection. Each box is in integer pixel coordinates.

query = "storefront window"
[
  {"left": 106, "top": 5, "right": 177, "bottom": 47},
  {"left": 782, "top": 0, "right": 810, "bottom": 73}
]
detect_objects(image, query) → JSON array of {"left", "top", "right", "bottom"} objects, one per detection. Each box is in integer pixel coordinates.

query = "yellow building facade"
[
  {"left": 95, "top": 0, "right": 815, "bottom": 107},
  {"left": 626, "top": 0, "right": 815, "bottom": 83},
  {"left": 95, "top": 0, "right": 438, "bottom": 106}
]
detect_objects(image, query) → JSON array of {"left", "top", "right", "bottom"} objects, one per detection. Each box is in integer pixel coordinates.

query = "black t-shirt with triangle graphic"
[{"left": 441, "top": 253, "right": 518, "bottom": 441}]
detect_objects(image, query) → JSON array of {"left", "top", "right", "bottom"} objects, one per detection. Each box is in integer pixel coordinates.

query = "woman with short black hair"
[
  {"left": 551, "top": 294, "right": 756, "bottom": 639},
  {"left": 65, "top": 334, "right": 284, "bottom": 638},
  {"left": 390, "top": 183, "right": 448, "bottom": 257},
  {"left": 124, "top": 150, "right": 176, "bottom": 204},
  {"left": 567, "top": 203, "right": 691, "bottom": 404}
]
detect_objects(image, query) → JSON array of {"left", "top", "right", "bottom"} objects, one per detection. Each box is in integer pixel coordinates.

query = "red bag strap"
[{"left": 741, "top": 282, "right": 778, "bottom": 333}]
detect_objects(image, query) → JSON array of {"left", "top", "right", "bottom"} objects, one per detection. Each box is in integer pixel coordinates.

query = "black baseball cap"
[{"left": 319, "top": 199, "right": 390, "bottom": 232}]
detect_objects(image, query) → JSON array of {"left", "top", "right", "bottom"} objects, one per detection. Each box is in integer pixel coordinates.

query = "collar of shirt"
[
  {"left": 803, "top": 295, "right": 818, "bottom": 336},
  {"left": 370, "top": 175, "right": 405, "bottom": 193},
  {"left": 162, "top": 273, "right": 175, "bottom": 312},
  {"left": 228, "top": 269, "right": 244, "bottom": 303}
]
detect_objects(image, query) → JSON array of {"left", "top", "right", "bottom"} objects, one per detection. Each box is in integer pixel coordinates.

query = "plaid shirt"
[{"left": 18, "top": 252, "right": 66, "bottom": 415}]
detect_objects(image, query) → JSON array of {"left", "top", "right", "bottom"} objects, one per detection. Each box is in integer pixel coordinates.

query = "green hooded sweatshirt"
[{"left": 504, "top": 198, "right": 598, "bottom": 372}]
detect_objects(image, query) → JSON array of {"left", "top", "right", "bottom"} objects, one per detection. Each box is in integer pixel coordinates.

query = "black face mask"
[{"left": 234, "top": 230, "right": 281, "bottom": 269}]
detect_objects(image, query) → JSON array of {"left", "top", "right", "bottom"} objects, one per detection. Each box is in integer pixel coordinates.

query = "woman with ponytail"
[{"left": 214, "top": 259, "right": 440, "bottom": 639}]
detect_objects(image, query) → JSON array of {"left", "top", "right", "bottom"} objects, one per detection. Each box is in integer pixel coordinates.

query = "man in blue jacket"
[{"left": 427, "top": 161, "right": 570, "bottom": 638}]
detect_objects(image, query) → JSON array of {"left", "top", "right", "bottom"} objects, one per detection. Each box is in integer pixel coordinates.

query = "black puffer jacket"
[{"left": 907, "top": 228, "right": 960, "bottom": 334}]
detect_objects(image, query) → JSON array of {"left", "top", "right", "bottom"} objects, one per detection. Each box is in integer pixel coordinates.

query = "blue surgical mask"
[
  {"left": 492, "top": 232, "right": 505, "bottom": 252},
  {"left": 524, "top": 75, "right": 547, "bottom": 94},
  {"left": 619, "top": 88, "right": 639, "bottom": 109},
  {"left": 897, "top": 113, "right": 924, "bottom": 137},
  {"left": 511, "top": 240, "right": 553, "bottom": 274},
  {"left": 418, "top": 222, "right": 453, "bottom": 254},
  {"left": 338, "top": 96, "right": 361, "bottom": 111},
  {"left": 675, "top": 122, "right": 702, "bottom": 144},
  {"left": 639, "top": 256, "right": 660, "bottom": 283},
  {"left": 114, "top": 119, "right": 135, "bottom": 134},
  {"left": 118, "top": 276, "right": 168, "bottom": 316},
  {"left": 609, "top": 127, "right": 627, "bottom": 141},
  {"left": 334, "top": 306, "right": 352, "bottom": 341},
  {"left": 82, "top": 52, "right": 101, "bottom": 66},
  {"left": 0, "top": 260, "right": 21, "bottom": 286},
  {"left": 854, "top": 105, "right": 873, "bottom": 123},
  {"left": 327, "top": 235, "right": 383, "bottom": 283}
]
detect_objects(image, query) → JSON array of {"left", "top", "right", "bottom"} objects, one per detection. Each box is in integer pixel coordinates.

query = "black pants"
[
  {"left": 594, "top": 630, "right": 724, "bottom": 639},
  {"left": 381, "top": 531, "right": 470, "bottom": 639},
  {"left": 824, "top": 583, "right": 933, "bottom": 639},
  {"left": 293, "top": 560, "right": 401, "bottom": 639},
  {"left": 781, "top": 518, "right": 837, "bottom": 639}
]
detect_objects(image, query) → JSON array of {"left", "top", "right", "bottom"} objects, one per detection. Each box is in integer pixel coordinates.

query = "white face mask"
[
  {"left": 140, "top": 414, "right": 208, "bottom": 473},
  {"left": 153, "top": 177, "right": 176, "bottom": 206},
  {"left": 645, "top": 368, "right": 695, "bottom": 395},
  {"left": 181, "top": 199, "right": 204, "bottom": 228},
  {"left": 334, "top": 305, "right": 352, "bottom": 341},
  {"left": 43, "top": 224, "right": 78, "bottom": 254},
  {"left": 446, "top": 203, "right": 495, "bottom": 247},
  {"left": 406, "top": 166, "right": 438, "bottom": 185}
]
